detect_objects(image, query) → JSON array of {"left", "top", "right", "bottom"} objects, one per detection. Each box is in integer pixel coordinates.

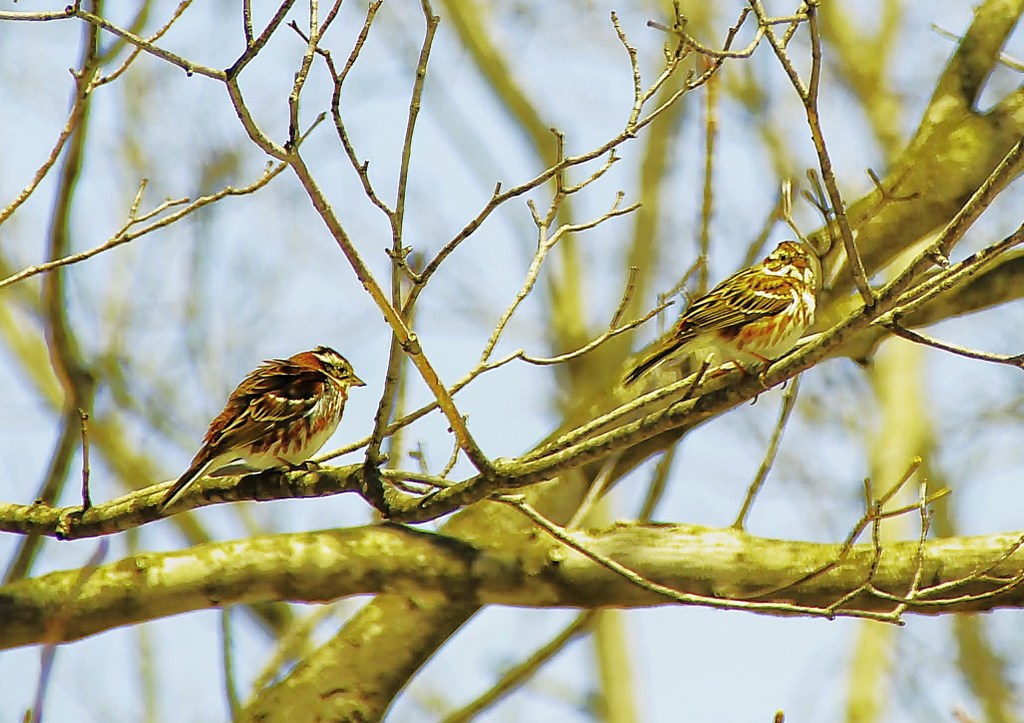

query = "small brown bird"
[
  {"left": 624, "top": 241, "right": 818, "bottom": 386},
  {"left": 158, "top": 346, "right": 365, "bottom": 511}
]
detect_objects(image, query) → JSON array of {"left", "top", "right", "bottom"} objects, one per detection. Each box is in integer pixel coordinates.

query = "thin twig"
[
  {"left": 892, "top": 480, "right": 934, "bottom": 617},
  {"left": 880, "top": 222, "right": 1024, "bottom": 325},
  {"left": 732, "top": 375, "right": 800, "bottom": 530},
  {"left": 886, "top": 322, "right": 1024, "bottom": 368},
  {"left": 287, "top": 156, "right": 491, "bottom": 480},
  {"left": 315, "top": 292, "right": 668, "bottom": 466},
  {"left": 364, "top": 0, "right": 441, "bottom": 488},
  {"left": 313, "top": 3, "right": 391, "bottom": 213},
  {"left": 78, "top": 409, "right": 91, "bottom": 511},
  {"left": 778, "top": 180, "right": 811, "bottom": 248},
  {"left": 480, "top": 194, "right": 639, "bottom": 363},
  {"left": 0, "top": 62, "right": 96, "bottom": 227},
  {"left": 567, "top": 458, "right": 617, "bottom": 529},
  {"left": 94, "top": 0, "right": 193, "bottom": 87},
  {"left": 438, "top": 436, "right": 462, "bottom": 480},
  {"left": 285, "top": 1, "right": 324, "bottom": 146},
  {"left": 242, "top": 0, "right": 254, "bottom": 46},
  {"left": 932, "top": 23, "right": 1024, "bottom": 72},
  {"left": 499, "top": 495, "right": 899, "bottom": 622},
  {"left": 905, "top": 532, "right": 1024, "bottom": 603},
  {"left": 648, "top": 7, "right": 762, "bottom": 60},
  {"left": 440, "top": 611, "right": 599, "bottom": 723},
  {"left": 72, "top": 5, "right": 225, "bottom": 79},
  {"left": 637, "top": 445, "right": 678, "bottom": 522},
  {"left": 401, "top": 8, "right": 743, "bottom": 310},
  {"left": 221, "top": 607, "right": 242, "bottom": 720},
  {"left": 751, "top": 0, "right": 873, "bottom": 305},
  {"left": 697, "top": 58, "right": 719, "bottom": 293},
  {"left": 225, "top": 0, "right": 298, "bottom": 79},
  {"left": 519, "top": 367, "right": 709, "bottom": 463},
  {"left": 611, "top": 12, "right": 642, "bottom": 125},
  {"left": 0, "top": 162, "right": 287, "bottom": 291},
  {"left": 519, "top": 291, "right": 670, "bottom": 365},
  {"left": 745, "top": 458, "right": 929, "bottom": 601}
]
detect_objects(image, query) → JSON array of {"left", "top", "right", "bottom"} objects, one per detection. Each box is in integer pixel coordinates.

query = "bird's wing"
[
  {"left": 624, "top": 271, "right": 798, "bottom": 386},
  {"left": 681, "top": 270, "right": 794, "bottom": 332},
  {"left": 242, "top": 363, "right": 325, "bottom": 422},
  {"left": 204, "top": 362, "right": 325, "bottom": 451}
]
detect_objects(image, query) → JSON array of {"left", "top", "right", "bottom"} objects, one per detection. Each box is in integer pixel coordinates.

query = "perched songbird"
[
  {"left": 623, "top": 240, "right": 819, "bottom": 386},
  {"left": 158, "top": 346, "right": 365, "bottom": 511}
]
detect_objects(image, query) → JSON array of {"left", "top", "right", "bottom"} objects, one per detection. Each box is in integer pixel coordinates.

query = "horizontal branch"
[
  {"left": 2, "top": 522, "right": 1023, "bottom": 650},
  {"left": 0, "top": 465, "right": 366, "bottom": 539}
]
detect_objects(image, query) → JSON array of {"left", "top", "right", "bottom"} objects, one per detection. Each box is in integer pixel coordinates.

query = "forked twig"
[
  {"left": 0, "top": 162, "right": 288, "bottom": 291},
  {"left": 498, "top": 495, "right": 900, "bottom": 621},
  {"left": 743, "top": 458, "right": 930, "bottom": 600},
  {"left": 750, "top": 0, "right": 874, "bottom": 305}
]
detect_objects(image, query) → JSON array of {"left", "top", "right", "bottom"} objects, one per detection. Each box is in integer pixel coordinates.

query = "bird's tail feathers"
[
  {"left": 623, "top": 345, "right": 676, "bottom": 386},
  {"left": 158, "top": 456, "right": 216, "bottom": 512}
]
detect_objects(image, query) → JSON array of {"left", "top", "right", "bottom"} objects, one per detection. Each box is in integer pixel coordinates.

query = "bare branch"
[
  {"left": 94, "top": 1, "right": 194, "bottom": 87},
  {"left": 73, "top": 6, "right": 224, "bottom": 79},
  {"left": 78, "top": 410, "right": 91, "bottom": 511},
  {"left": 886, "top": 322, "right": 1024, "bottom": 369},
  {"left": 0, "top": 59, "right": 96, "bottom": 227},
  {"left": 732, "top": 375, "right": 801, "bottom": 530},
  {"left": 480, "top": 193, "right": 640, "bottom": 364},
  {"left": 500, "top": 496, "right": 904, "bottom": 622},
  {"left": 0, "top": 163, "right": 287, "bottom": 292},
  {"left": 440, "top": 611, "right": 599, "bottom": 723}
]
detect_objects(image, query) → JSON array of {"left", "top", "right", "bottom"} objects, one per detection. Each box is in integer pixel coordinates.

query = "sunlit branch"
[
  {"left": 391, "top": 218, "right": 1024, "bottom": 523},
  {"left": 499, "top": 495, "right": 902, "bottom": 622}
]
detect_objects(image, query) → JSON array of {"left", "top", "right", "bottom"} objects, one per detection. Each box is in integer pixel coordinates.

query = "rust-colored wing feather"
[{"left": 204, "top": 360, "right": 326, "bottom": 454}]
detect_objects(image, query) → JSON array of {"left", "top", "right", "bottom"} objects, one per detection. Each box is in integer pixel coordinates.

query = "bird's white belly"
[
  {"left": 239, "top": 394, "right": 344, "bottom": 469},
  {"left": 250, "top": 417, "right": 342, "bottom": 467}
]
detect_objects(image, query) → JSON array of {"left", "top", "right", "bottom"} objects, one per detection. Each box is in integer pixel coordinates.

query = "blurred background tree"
[{"left": 2, "top": 1, "right": 1024, "bottom": 721}]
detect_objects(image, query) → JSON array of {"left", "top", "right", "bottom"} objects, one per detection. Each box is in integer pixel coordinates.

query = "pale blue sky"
[{"left": 2, "top": 2, "right": 1023, "bottom": 721}]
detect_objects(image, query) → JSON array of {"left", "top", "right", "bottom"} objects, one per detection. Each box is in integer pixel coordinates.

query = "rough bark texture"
[{"left": 5, "top": 523, "right": 1024, "bottom": 652}]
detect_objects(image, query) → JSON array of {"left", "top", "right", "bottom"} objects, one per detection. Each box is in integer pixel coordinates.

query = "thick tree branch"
[
  {"left": 821, "top": 0, "right": 1024, "bottom": 296},
  {"left": 3, "top": 523, "right": 1024, "bottom": 651}
]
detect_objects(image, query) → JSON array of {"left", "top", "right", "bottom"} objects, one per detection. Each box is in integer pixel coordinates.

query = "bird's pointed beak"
[{"left": 351, "top": 374, "right": 366, "bottom": 387}]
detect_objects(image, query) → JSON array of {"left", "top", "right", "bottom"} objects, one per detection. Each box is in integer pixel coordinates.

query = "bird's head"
[
  {"left": 764, "top": 240, "right": 820, "bottom": 289},
  {"left": 308, "top": 345, "right": 366, "bottom": 388}
]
